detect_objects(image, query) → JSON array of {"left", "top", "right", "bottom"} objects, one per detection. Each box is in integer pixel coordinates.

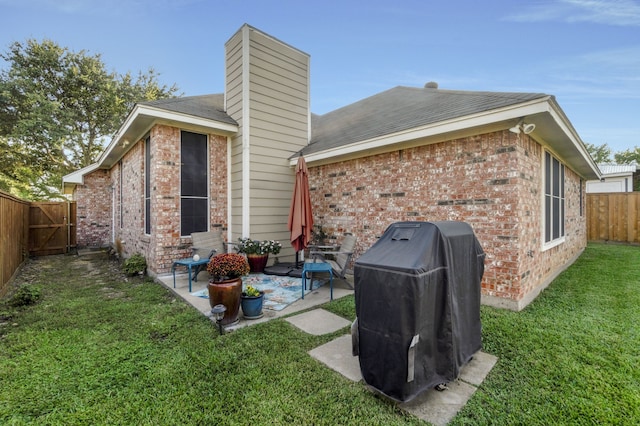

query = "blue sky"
[{"left": 1, "top": 0, "right": 639, "bottom": 154}]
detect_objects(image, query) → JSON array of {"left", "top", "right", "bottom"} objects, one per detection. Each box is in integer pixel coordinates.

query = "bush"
[
  {"left": 9, "top": 284, "right": 41, "bottom": 307},
  {"left": 123, "top": 253, "right": 147, "bottom": 276}
]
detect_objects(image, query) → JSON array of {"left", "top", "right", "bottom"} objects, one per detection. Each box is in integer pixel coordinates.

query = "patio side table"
[
  {"left": 302, "top": 261, "right": 333, "bottom": 301},
  {"left": 172, "top": 258, "right": 210, "bottom": 292}
]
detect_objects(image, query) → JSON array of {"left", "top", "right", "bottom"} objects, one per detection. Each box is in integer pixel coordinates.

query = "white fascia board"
[
  {"left": 98, "top": 104, "right": 238, "bottom": 166},
  {"left": 545, "top": 99, "right": 601, "bottom": 178},
  {"left": 62, "top": 162, "right": 101, "bottom": 184},
  {"left": 96, "top": 107, "right": 136, "bottom": 165},
  {"left": 137, "top": 105, "right": 238, "bottom": 134},
  {"left": 61, "top": 162, "right": 101, "bottom": 194},
  {"left": 292, "top": 97, "right": 552, "bottom": 166}
]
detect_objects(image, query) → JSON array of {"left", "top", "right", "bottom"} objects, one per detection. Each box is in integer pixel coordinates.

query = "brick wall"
[
  {"left": 146, "top": 127, "right": 229, "bottom": 274},
  {"left": 308, "top": 130, "right": 586, "bottom": 308},
  {"left": 113, "top": 141, "right": 147, "bottom": 259},
  {"left": 75, "top": 125, "right": 229, "bottom": 276},
  {"left": 74, "top": 169, "right": 111, "bottom": 248}
]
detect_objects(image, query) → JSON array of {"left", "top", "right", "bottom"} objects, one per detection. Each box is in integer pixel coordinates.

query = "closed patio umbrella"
[{"left": 288, "top": 155, "right": 314, "bottom": 267}]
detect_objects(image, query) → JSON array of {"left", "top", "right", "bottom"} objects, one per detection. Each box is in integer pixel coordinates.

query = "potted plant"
[
  {"left": 240, "top": 285, "right": 265, "bottom": 319},
  {"left": 236, "top": 238, "right": 282, "bottom": 273},
  {"left": 206, "top": 253, "right": 250, "bottom": 326}
]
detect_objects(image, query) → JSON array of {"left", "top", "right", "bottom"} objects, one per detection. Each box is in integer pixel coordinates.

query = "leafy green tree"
[
  {"left": 584, "top": 142, "right": 612, "bottom": 164},
  {"left": 0, "top": 39, "right": 179, "bottom": 200},
  {"left": 613, "top": 147, "right": 640, "bottom": 165}
]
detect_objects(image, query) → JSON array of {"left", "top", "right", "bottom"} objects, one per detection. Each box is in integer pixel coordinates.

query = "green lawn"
[{"left": 1, "top": 243, "right": 638, "bottom": 425}]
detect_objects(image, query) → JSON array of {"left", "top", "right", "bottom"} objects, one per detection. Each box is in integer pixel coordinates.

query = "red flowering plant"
[{"left": 206, "top": 253, "right": 250, "bottom": 281}]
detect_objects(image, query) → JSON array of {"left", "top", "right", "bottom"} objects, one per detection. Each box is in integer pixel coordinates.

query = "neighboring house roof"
[{"left": 597, "top": 163, "right": 637, "bottom": 177}]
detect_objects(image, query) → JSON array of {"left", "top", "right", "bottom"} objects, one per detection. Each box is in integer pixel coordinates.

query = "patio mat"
[{"left": 190, "top": 274, "right": 326, "bottom": 311}]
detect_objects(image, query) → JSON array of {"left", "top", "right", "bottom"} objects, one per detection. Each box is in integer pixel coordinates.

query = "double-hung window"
[
  {"left": 544, "top": 151, "right": 565, "bottom": 246},
  {"left": 180, "top": 131, "right": 209, "bottom": 236}
]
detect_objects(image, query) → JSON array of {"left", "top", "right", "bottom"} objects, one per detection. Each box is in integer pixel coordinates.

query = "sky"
[{"left": 1, "top": 0, "right": 639, "bottom": 154}]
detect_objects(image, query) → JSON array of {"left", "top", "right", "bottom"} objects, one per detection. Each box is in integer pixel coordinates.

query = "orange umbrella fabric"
[{"left": 288, "top": 155, "right": 314, "bottom": 253}]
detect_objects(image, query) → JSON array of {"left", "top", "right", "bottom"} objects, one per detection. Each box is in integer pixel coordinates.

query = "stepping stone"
[
  {"left": 309, "top": 334, "right": 362, "bottom": 382},
  {"left": 285, "top": 308, "right": 351, "bottom": 335},
  {"left": 309, "top": 329, "right": 498, "bottom": 426}
]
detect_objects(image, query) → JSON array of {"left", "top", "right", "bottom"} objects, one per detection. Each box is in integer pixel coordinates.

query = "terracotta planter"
[
  {"left": 246, "top": 254, "right": 269, "bottom": 273},
  {"left": 207, "top": 277, "right": 242, "bottom": 326}
]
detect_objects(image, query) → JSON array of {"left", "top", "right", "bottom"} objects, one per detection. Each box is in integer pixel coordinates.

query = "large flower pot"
[
  {"left": 207, "top": 277, "right": 242, "bottom": 326},
  {"left": 247, "top": 254, "right": 269, "bottom": 273},
  {"left": 241, "top": 292, "right": 264, "bottom": 319}
]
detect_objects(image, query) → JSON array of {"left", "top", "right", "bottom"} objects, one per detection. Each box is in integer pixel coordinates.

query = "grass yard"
[{"left": 1, "top": 243, "right": 638, "bottom": 425}]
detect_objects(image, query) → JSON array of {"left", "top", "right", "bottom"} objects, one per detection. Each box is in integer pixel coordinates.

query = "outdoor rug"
[{"left": 190, "top": 274, "right": 326, "bottom": 311}]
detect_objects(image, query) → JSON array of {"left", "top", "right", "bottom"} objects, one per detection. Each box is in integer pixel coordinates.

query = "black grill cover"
[{"left": 354, "top": 221, "right": 485, "bottom": 402}]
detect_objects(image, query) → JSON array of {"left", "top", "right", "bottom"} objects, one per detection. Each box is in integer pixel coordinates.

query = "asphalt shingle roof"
[
  {"left": 304, "top": 86, "right": 548, "bottom": 155},
  {"left": 141, "top": 94, "right": 237, "bottom": 126},
  {"left": 138, "top": 87, "right": 551, "bottom": 158}
]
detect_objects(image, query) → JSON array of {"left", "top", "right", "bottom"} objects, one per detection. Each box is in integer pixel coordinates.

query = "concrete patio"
[
  {"left": 159, "top": 267, "right": 498, "bottom": 425},
  {"left": 156, "top": 266, "right": 354, "bottom": 329}
]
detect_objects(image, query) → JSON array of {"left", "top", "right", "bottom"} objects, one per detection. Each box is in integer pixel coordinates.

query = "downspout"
[{"left": 227, "top": 136, "right": 233, "bottom": 245}]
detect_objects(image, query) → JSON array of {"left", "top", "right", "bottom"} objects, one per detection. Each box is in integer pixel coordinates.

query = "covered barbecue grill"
[{"left": 353, "top": 221, "right": 485, "bottom": 402}]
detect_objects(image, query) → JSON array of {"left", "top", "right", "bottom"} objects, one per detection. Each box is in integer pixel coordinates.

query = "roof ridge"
[
  {"left": 397, "top": 85, "right": 548, "bottom": 98},
  {"left": 141, "top": 93, "right": 224, "bottom": 107}
]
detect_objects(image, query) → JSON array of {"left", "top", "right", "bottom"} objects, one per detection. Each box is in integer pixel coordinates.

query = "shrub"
[
  {"left": 123, "top": 253, "right": 147, "bottom": 276},
  {"left": 9, "top": 284, "right": 41, "bottom": 307}
]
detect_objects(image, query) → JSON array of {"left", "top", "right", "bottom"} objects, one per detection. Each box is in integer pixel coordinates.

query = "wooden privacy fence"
[
  {"left": 0, "top": 191, "right": 30, "bottom": 297},
  {"left": 1, "top": 191, "right": 76, "bottom": 297},
  {"left": 587, "top": 193, "right": 640, "bottom": 244}
]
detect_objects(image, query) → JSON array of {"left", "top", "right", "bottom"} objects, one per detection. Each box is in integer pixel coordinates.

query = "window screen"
[{"left": 180, "top": 131, "right": 208, "bottom": 236}]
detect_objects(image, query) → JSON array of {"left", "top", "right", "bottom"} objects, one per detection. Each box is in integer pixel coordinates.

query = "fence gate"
[{"left": 28, "top": 201, "right": 76, "bottom": 256}]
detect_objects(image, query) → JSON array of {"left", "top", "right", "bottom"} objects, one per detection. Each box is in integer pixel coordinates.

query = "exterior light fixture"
[
  {"left": 508, "top": 120, "right": 535, "bottom": 135},
  {"left": 508, "top": 119, "right": 524, "bottom": 134},
  {"left": 211, "top": 304, "right": 227, "bottom": 335},
  {"left": 522, "top": 123, "right": 536, "bottom": 134}
]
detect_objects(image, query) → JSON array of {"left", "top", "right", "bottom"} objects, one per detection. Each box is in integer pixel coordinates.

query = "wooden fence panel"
[
  {"left": 0, "top": 191, "right": 30, "bottom": 297},
  {"left": 587, "top": 193, "right": 640, "bottom": 243},
  {"left": 29, "top": 202, "right": 76, "bottom": 256}
]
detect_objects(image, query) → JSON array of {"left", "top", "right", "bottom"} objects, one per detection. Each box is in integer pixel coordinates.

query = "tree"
[
  {"left": 613, "top": 147, "right": 640, "bottom": 165},
  {"left": 0, "top": 39, "right": 179, "bottom": 200},
  {"left": 584, "top": 142, "right": 612, "bottom": 164}
]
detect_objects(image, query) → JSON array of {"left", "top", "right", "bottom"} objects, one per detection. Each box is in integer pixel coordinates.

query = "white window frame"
[{"left": 542, "top": 150, "right": 565, "bottom": 250}]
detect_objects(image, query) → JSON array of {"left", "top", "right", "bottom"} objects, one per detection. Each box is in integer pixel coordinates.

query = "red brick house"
[{"left": 63, "top": 24, "right": 600, "bottom": 310}]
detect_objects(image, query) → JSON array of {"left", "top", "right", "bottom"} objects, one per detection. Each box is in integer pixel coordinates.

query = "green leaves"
[{"left": 0, "top": 39, "right": 180, "bottom": 200}]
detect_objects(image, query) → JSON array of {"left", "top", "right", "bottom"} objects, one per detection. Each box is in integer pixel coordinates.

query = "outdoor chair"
[
  {"left": 309, "top": 234, "right": 356, "bottom": 289},
  {"left": 190, "top": 230, "right": 228, "bottom": 281}
]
